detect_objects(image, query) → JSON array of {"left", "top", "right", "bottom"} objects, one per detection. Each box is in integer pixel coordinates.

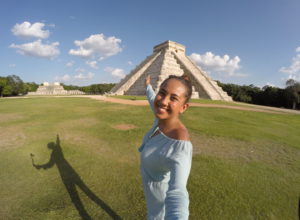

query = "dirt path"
[
  {"left": 8, "top": 95, "right": 300, "bottom": 114},
  {"left": 81, "top": 95, "right": 299, "bottom": 115}
]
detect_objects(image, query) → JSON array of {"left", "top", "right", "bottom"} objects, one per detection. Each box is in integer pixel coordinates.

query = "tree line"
[
  {"left": 0, "top": 75, "right": 115, "bottom": 97},
  {"left": 1, "top": 74, "right": 299, "bottom": 110},
  {"left": 0, "top": 75, "right": 39, "bottom": 97},
  {"left": 61, "top": 83, "right": 115, "bottom": 94},
  {"left": 217, "top": 79, "right": 300, "bottom": 109}
]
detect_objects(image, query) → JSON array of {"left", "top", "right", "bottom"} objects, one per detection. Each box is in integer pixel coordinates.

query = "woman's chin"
[
  {"left": 155, "top": 112, "right": 170, "bottom": 120},
  {"left": 155, "top": 106, "right": 175, "bottom": 120},
  {"left": 155, "top": 113, "right": 165, "bottom": 119}
]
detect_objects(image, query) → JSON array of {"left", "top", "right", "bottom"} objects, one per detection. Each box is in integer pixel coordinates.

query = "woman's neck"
[{"left": 158, "top": 117, "right": 181, "bottom": 131}]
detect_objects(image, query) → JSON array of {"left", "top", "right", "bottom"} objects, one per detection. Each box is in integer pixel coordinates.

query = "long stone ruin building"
[
  {"left": 28, "top": 82, "right": 85, "bottom": 95},
  {"left": 110, "top": 41, "right": 232, "bottom": 101}
]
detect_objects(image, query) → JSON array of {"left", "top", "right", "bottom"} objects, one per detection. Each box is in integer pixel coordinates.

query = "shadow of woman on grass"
[{"left": 31, "top": 135, "right": 122, "bottom": 220}]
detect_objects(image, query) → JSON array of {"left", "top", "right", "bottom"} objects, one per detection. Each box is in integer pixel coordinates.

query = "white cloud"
[
  {"left": 69, "top": 34, "right": 122, "bottom": 60},
  {"left": 10, "top": 39, "right": 60, "bottom": 59},
  {"left": 55, "top": 71, "right": 95, "bottom": 84},
  {"left": 189, "top": 52, "right": 242, "bottom": 76},
  {"left": 280, "top": 47, "right": 300, "bottom": 81},
  {"left": 11, "top": 21, "right": 50, "bottom": 39},
  {"left": 128, "top": 61, "right": 133, "bottom": 65},
  {"left": 66, "top": 61, "right": 75, "bottom": 67},
  {"left": 104, "top": 67, "right": 125, "bottom": 78},
  {"left": 280, "top": 54, "right": 300, "bottom": 74},
  {"left": 287, "top": 74, "right": 300, "bottom": 81},
  {"left": 86, "top": 60, "right": 98, "bottom": 69},
  {"left": 9, "top": 64, "right": 16, "bottom": 67},
  {"left": 62, "top": 74, "right": 71, "bottom": 81},
  {"left": 55, "top": 74, "right": 71, "bottom": 82},
  {"left": 74, "top": 72, "right": 95, "bottom": 79},
  {"left": 266, "top": 82, "right": 275, "bottom": 87},
  {"left": 75, "top": 68, "right": 85, "bottom": 73}
]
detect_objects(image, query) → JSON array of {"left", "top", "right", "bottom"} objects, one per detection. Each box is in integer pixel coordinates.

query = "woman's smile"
[{"left": 156, "top": 103, "right": 170, "bottom": 113}]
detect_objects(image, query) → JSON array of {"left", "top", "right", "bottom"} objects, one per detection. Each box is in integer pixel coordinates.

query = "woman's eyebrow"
[
  {"left": 160, "top": 88, "right": 180, "bottom": 97},
  {"left": 160, "top": 88, "right": 167, "bottom": 93},
  {"left": 170, "top": 93, "right": 179, "bottom": 97}
]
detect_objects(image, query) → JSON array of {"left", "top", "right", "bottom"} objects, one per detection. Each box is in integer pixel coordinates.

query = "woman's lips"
[{"left": 156, "top": 106, "right": 169, "bottom": 114}]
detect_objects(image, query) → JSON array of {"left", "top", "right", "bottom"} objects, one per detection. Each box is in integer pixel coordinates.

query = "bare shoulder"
[{"left": 173, "top": 125, "right": 190, "bottom": 141}]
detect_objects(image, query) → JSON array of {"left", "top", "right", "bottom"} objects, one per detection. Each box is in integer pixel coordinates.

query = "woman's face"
[{"left": 154, "top": 79, "right": 189, "bottom": 120}]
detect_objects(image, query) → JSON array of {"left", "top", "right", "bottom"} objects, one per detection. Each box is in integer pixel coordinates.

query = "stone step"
[{"left": 191, "top": 92, "right": 199, "bottom": 98}]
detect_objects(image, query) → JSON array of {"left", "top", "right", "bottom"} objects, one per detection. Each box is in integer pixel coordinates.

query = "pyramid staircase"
[{"left": 110, "top": 41, "right": 232, "bottom": 101}]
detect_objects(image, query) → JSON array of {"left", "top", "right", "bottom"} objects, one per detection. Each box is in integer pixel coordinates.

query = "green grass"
[
  {"left": 110, "top": 95, "right": 147, "bottom": 100},
  {"left": 0, "top": 97, "right": 299, "bottom": 219},
  {"left": 111, "top": 95, "right": 233, "bottom": 104},
  {"left": 110, "top": 95, "right": 267, "bottom": 109}
]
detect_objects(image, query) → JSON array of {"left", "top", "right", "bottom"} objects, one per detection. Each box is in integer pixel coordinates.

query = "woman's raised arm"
[{"left": 145, "top": 75, "right": 156, "bottom": 113}]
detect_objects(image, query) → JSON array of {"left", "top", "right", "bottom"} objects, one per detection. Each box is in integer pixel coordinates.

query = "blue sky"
[{"left": 1, "top": 0, "right": 300, "bottom": 87}]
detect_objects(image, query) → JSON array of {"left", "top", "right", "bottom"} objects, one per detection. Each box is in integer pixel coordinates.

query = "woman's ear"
[{"left": 180, "top": 103, "right": 189, "bottom": 114}]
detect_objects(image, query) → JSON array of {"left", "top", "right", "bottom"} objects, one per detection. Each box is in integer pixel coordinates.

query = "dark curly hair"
[{"left": 160, "top": 75, "right": 192, "bottom": 103}]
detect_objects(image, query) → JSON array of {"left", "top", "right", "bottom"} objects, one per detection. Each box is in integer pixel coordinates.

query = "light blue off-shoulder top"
[{"left": 139, "top": 84, "right": 192, "bottom": 220}]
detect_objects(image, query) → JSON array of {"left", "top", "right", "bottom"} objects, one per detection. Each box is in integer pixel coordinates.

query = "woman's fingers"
[{"left": 145, "top": 75, "right": 151, "bottom": 85}]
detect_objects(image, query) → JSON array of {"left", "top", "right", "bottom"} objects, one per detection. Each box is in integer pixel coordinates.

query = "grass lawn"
[
  {"left": 111, "top": 95, "right": 236, "bottom": 104},
  {"left": 111, "top": 95, "right": 147, "bottom": 101},
  {"left": 110, "top": 95, "right": 277, "bottom": 109},
  {"left": 0, "top": 97, "right": 299, "bottom": 219}
]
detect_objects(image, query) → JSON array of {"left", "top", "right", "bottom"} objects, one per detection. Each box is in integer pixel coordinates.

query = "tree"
[
  {"left": 24, "top": 82, "right": 39, "bottom": 93},
  {"left": 0, "top": 77, "right": 8, "bottom": 97},
  {"left": 260, "top": 86, "right": 285, "bottom": 107},
  {"left": 2, "top": 85, "right": 12, "bottom": 96},
  {"left": 7, "top": 75, "right": 25, "bottom": 95},
  {"left": 285, "top": 79, "right": 300, "bottom": 109}
]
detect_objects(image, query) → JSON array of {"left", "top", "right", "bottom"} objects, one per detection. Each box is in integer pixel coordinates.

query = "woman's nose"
[{"left": 160, "top": 96, "right": 169, "bottom": 106}]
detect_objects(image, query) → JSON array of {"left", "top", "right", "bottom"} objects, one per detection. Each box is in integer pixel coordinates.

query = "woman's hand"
[{"left": 145, "top": 75, "right": 151, "bottom": 86}]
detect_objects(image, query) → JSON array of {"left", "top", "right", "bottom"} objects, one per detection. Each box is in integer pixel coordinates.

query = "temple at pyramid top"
[
  {"left": 153, "top": 40, "right": 185, "bottom": 54},
  {"left": 110, "top": 40, "right": 232, "bottom": 101}
]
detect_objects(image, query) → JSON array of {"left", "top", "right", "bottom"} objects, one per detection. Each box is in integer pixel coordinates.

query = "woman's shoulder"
[
  {"left": 160, "top": 125, "right": 192, "bottom": 154},
  {"left": 164, "top": 123, "right": 190, "bottom": 142},
  {"left": 172, "top": 126, "right": 190, "bottom": 141},
  {"left": 163, "top": 133, "right": 192, "bottom": 162}
]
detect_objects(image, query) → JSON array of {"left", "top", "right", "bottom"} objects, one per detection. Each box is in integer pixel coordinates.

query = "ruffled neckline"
[
  {"left": 158, "top": 130, "right": 191, "bottom": 143},
  {"left": 151, "top": 126, "right": 191, "bottom": 143}
]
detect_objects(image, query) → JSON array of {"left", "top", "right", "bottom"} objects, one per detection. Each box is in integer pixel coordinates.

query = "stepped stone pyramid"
[
  {"left": 110, "top": 41, "right": 232, "bottom": 101},
  {"left": 28, "top": 82, "right": 85, "bottom": 95}
]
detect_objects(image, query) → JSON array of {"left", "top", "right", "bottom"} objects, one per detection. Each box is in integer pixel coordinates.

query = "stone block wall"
[{"left": 110, "top": 40, "right": 232, "bottom": 101}]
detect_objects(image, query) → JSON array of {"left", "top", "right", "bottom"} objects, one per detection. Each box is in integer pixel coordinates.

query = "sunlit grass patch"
[{"left": 0, "top": 97, "right": 299, "bottom": 219}]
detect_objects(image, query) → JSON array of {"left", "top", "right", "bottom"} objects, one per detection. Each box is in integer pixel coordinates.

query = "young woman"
[{"left": 139, "top": 75, "right": 193, "bottom": 220}]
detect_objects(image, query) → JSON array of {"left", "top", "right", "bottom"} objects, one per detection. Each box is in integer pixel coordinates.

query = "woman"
[{"left": 139, "top": 74, "right": 193, "bottom": 220}]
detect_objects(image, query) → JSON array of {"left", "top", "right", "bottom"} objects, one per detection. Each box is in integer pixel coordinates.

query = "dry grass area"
[
  {"left": 0, "top": 113, "right": 25, "bottom": 123},
  {"left": 189, "top": 103, "right": 286, "bottom": 114},
  {"left": 61, "top": 132, "right": 110, "bottom": 153},
  {"left": 191, "top": 133, "right": 300, "bottom": 168},
  {"left": 0, "top": 113, "right": 27, "bottom": 149},
  {"left": 58, "top": 117, "right": 99, "bottom": 129},
  {"left": 0, "top": 126, "right": 26, "bottom": 150},
  {"left": 111, "top": 124, "right": 138, "bottom": 130}
]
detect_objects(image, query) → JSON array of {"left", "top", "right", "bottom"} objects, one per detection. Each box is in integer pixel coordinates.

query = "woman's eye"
[
  {"left": 158, "top": 91, "right": 165, "bottom": 96},
  {"left": 171, "top": 96, "right": 178, "bottom": 101}
]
